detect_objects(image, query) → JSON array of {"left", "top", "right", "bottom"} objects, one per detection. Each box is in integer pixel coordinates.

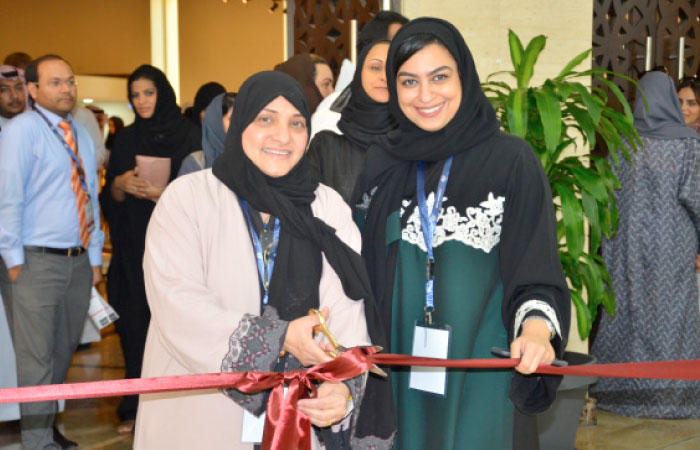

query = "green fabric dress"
[{"left": 386, "top": 212, "right": 514, "bottom": 449}]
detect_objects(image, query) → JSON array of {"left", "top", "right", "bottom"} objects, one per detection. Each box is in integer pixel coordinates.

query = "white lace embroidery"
[
  {"left": 400, "top": 192, "right": 505, "bottom": 253},
  {"left": 513, "top": 299, "right": 562, "bottom": 339}
]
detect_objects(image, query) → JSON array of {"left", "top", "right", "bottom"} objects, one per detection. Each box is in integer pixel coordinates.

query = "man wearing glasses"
[{"left": 0, "top": 54, "right": 104, "bottom": 450}]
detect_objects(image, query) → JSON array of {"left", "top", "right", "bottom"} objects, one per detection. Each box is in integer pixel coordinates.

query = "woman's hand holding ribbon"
[
  {"left": 297, "top": 381, "right": 350, "bottom": 427},
  {"left": 510, "top": 319, "right": 555, "bottom": 374}
]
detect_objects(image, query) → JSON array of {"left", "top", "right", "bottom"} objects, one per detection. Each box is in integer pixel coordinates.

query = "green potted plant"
[
  {"left": 482, "top": 30, "right": 640, "bottom": 341},
  {"left": 481, "top": 30, "right": 641, "bottom": 448}
]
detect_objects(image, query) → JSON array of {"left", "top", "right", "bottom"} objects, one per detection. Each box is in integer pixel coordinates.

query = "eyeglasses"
[{"left": 34, "top": 79, "right": 78, "bottom": 88}]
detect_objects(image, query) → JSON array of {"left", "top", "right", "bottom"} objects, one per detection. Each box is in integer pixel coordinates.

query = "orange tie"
[{"left": 58, "top": 120, "right": 91, "bottom": 248}]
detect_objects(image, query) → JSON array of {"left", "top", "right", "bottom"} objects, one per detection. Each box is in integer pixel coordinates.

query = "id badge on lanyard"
[
  {"left": 409, "top": 157, "right": 453, "bottom": 397},
  {"left": 239, "top": 199, "right": 280, "bottom": 308}
]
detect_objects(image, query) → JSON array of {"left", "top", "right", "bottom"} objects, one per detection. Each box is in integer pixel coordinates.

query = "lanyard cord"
[
  {"left": 34, "top": 108, "right": 88, "bottom": 191},
  {"left": 239, "top": 199, "right": 281, "bottom": 307},
  {"left": 416, "top": 156, "right": 454, "bottom": 323}
]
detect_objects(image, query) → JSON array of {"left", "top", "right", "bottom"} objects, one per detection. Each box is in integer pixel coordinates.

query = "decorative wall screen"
[
  {"left": 593, "top": 0, "right": 700, "bottom": 97},
  {"left": 292, "top": 0, "right": 381, "bottom": 73}
]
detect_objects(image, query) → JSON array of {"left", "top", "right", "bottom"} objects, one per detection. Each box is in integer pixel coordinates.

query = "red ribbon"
[{"left": 1, "top": 348, "right": 699, "bottom": 450}]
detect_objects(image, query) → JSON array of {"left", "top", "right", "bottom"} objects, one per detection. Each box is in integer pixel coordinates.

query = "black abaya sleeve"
[{"left": 498, "top": 142, "right": 571, "bottom": 414}]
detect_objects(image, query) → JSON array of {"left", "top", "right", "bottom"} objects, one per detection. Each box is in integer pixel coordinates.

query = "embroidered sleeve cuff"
[
  {"left": 513, "top": 299, "right": 561, "bottom": 340},
  {"left": 220, "top": 307, "right": 288, "bottom": 415}
]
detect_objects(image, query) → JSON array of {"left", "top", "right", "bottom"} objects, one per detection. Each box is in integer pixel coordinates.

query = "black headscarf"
[
  {"left": 212, "top": 70, "right": 392, "bottom": 441},
  {"left": 274, "top": 54, "right": 324, "bottom": 115},
  {"left": 193, "top": 81, "right": 226, "bottom": 126},
  {"left": 634, "top": 71, "right": 700, "bottom": 140},
  {"left": 337, "top": 40, "right": 396, "bottom": 149},
  {"left": 211, "top": 70, "right": 385, "bottom": 327},
  {"left": 352, "top": 17, "right": 502, "bottom": 323},
  {"left": 127, "top": 65, "right": 199, "bottom": 176}
]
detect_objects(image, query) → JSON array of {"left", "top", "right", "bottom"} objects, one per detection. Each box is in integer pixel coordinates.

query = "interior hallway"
[{"left": 0, "top": 329, "right": 698, "bottom": 450}]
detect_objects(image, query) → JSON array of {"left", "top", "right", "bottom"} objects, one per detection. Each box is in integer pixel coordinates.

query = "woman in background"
[
  {"left": 177, "top": 92, "right": 236, "bottom": 176},
  {"left": 592, "top": 72, "right": 700, "bottom": 419},
  {"left": 677, "top": 77, "right": 700, "bottom": 134},
  {"left": 310, "top": 54, "right": 335, "bottom": 98},
  {"left": 307, "top": 40, "right": 394, "bottom": 204},
  {"left": 100, "top": 64, "right": 200, "bottom": 433},
  {"left": 275, "top": 54, "right": 329, "bottom": 114}
]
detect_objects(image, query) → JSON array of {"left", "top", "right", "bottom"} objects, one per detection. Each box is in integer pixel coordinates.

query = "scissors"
[{"left": 309, "top": 309, "right": 387, "bottom": 377}]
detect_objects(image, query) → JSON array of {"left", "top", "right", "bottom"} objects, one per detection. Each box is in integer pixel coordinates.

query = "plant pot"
[{"left": 536, "top": 351, "right": 597, "bottom": 450}]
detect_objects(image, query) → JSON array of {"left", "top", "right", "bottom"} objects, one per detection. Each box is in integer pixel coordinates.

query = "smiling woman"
[
  {"left": 352, "top": 18, "right": 570, "bottom": 450},
  {"left": 241, "top": 95, "right": 308, "bottom": 178},
  {"left": 395, "top": 40, "right": 461, "bottom": 131},
  {"left": 134, "top": 71, "right": 385, "bottom": 449}
]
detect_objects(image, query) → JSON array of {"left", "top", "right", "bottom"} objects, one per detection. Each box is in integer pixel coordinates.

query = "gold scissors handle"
[{"left": 308, "top": 309, "right": 387, "bottom": 377}]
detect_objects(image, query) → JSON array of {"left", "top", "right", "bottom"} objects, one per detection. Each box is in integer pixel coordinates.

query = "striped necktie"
[{"left": 58, "top": 120, "right": 91, "bottom": 248}]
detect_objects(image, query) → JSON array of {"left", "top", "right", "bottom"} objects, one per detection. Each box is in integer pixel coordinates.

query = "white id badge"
[
  {"left": 409, "top": 323, "right": 450, "bottom": 396},
  {"left": 241, "top": 386, "right": 288, "bottom": 444}
]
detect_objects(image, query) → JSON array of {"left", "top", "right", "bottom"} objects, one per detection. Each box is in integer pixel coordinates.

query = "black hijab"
[
  {"left": 352, "top": 17, "right": 502, "bottom": 325},
  {"left": 127, "top": 65, "right": 199, "bottom": 176},
  {"left": 336, "top": 40, "right": 396, "bottom": 149},
  {"left": 211, "top": 70, "right": 385, "bottom": 329},
  {"left": 193, "top": 81, "right": 226, "bottom": 126}
]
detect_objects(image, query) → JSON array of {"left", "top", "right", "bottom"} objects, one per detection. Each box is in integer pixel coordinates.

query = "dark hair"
[
  {"left": 109, "top": 116, "right": 125, "bottom": 132},
  {"left": 221, "top": 92, "right": 237, "bottom": 115},
  {"left": 193, "top": 81, "right": 226, "bottom": 124},
  {"left": 391, "top": 33, "right": 443, "bottom": 77},
  {"left": 3, "top": 52, "right": 32, "bottom": 70},
  {"left": 25, "top": 54, "right": 71, "bottom": 83},
  {"left": 678, "top": 77, "right": 700, "bottom": 102},
  {"left": 309, "top": 54, "right": 331, "bottom": 78},
  {"left": 357, "top": 11, "right": 409, "bottom": 53}
]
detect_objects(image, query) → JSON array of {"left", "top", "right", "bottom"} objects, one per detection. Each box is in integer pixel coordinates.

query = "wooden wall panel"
[
  {"left": 293, "top": 0, "right": 380, "bottom": 73},
  {"left": 593, "top": 0, "right": 700, "bottom": 97}
]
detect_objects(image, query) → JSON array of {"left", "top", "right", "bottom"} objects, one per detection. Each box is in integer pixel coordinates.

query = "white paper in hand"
[{"left": 87, "top": 287, "right": 119, "bottom": 330}]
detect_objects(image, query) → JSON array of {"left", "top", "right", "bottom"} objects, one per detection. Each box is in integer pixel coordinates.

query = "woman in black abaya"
[
  {"left": 99, "top": 64, "right": 201, "bottom": 432},
  {"left": 306, "top": 40, "right": 396, "bottom": 205},
  {"left": 352, "top": 18, "right": 571, "bottom": 449}
]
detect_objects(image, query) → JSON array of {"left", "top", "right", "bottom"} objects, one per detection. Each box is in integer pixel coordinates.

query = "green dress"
[{"left": 388, "top": 202, "right": 514, "bottom": 449}]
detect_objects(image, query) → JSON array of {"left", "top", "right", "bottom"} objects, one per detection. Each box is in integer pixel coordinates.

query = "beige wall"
[
  {"left": 0, "top": 0, "right": 150, "bottom": 76},
  {"left": 401, "top": 0, "right": 593, "bottom": 83},
  {"left": 178, "top": 0, "right": 285, "bottom": 103},
  {"left": 401, "top": 0, "right": 593, "bottom": 352}
]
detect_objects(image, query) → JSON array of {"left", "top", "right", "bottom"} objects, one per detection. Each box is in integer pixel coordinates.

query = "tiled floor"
[{"left": 0, "top": 331, "right": 698, "bottom": 449}]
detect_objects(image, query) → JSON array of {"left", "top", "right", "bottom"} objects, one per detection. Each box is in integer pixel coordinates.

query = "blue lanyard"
[
  {"left": 239, "top": 199, "right": 281, "bottom": 306},
  {"left": 416, "top": 156, "right": 453, "bottom": 317},
  {"left": 34, "top": 109, "right": 88, "bottom": 191}
]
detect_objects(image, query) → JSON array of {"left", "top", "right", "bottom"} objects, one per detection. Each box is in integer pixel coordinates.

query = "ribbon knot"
[{"left": 258, "top": 346, "right": 377, "bottom": 450}]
